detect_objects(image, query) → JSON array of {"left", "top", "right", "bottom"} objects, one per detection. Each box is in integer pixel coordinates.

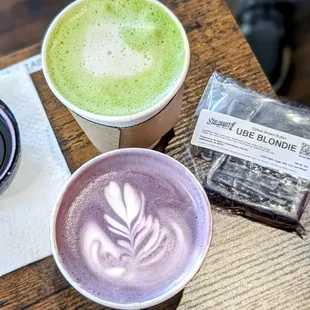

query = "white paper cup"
[
  {"left": 42, "top": 0, "right": 190, "bottom": 153},
  {"left": 50, "top": 148, "right": 212, "bottom": 309}
]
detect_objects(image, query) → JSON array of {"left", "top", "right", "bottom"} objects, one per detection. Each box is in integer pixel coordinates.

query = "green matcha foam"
[{"left": 46, "top": 0, "right": 187, "bottom": 117}]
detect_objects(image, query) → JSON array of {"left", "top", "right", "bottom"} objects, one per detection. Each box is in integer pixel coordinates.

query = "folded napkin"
[{"left": 0, "top": 68, "right": 71, "bottom": 276}]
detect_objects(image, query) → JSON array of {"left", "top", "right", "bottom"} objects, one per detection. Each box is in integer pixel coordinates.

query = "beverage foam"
[
  {"left": 55, "top": 150, "right": 210, "bottom": 304},
  {"left": 46, "top": 0, "right": 187, "bottom": 117},
  {"left": 83, "top": 24, "right": 153, "bottom": 78}
]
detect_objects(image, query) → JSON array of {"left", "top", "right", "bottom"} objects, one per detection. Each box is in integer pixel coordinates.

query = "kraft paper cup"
[
  {"left": 42, "top": 0, "right": 190, "bottom": 153},
  {"left": 50, "top": 148, "right": 212, "bottom": 309}
]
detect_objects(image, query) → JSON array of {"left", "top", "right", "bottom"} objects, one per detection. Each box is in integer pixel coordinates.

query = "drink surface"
[
  {"left": 55, "top": 150, "right": 210, "bottom": 304},
  {"left": 46, "top": 0, "right": 187, "bottom": 117}
]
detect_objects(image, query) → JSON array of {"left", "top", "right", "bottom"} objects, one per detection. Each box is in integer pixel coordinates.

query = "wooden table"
[{"left": 1, "top": 0, "right": 310, "bottom": 309}]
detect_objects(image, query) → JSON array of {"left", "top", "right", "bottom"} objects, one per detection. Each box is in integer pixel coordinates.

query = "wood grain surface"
[
  {"left": 0, "top": 44, "right": 41, "bottom": 69},
  {"left": 3, "top": 0, "right": 310, "bottom": 105},
  {"left": 1, "top": 0, "right": 310, "bottom": 309},
  {"left": 0, "top": 0, "right": 72, "bottom": 56}
]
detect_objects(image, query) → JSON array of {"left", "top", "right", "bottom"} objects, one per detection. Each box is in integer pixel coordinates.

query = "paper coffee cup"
[
  {"left": 0, "top": 100, "right": 20, "bottom": 195},
  {"left": 50, "top": 148, "right": 212, "bottom": 309},
  {"left": 42, "top": 0, "right": 190, "bottom": 153}
]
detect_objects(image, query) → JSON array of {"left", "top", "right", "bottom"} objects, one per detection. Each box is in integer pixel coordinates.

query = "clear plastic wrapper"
[{"left": 186, "top": 72, "right": 310, "bottom": 234}]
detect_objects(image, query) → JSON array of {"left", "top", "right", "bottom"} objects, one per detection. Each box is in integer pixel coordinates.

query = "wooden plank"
[
  {"left": 2, "top": 0, "right": 310, "bottom": 106},
  {"left": 165, "top": 2, "right": 310, "bottom": 310},
  {"left": 0, "top": 0, "right": 72, "bottom": 56},
  {"left": 2, "top": 1, "right": 308, "bottom": 310},
  {"left": 0, "top": 44, "right": 40, "bottom": 69}
]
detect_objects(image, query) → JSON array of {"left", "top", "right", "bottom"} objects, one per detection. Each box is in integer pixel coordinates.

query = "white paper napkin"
[{"left": 0, "top": 68, "right": 71, "bottom": 276}]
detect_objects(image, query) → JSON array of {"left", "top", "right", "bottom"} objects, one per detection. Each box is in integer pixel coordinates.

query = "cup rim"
[
  {"left": 50, "top": 148, "right": 212, "bottom": 309},
  {"left": 42, "top": 0, "right": 190, "bottom": 128}
]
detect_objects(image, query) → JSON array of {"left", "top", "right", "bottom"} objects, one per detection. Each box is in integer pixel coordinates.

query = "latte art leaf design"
[
  {"left": 104, "top": 182, "right": 167, "bottom": 261},
  {"left": 104, "top": 182, "right": 142, "bottom": 229},
  {"left": 82, "top": 182, "right": 173, "bottom": 281}
]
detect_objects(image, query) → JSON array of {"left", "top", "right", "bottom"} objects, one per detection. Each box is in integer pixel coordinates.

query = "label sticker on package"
[{"left": 191, "top": 110, "right": 310, "bottom": 180}]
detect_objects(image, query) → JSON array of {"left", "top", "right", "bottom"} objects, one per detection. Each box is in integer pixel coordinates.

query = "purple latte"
[{"left": 53, "top": 149, "right": 211, "bottom": 307}]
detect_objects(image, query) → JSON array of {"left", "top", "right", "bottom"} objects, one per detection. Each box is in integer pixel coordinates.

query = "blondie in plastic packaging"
[{"left": 187, "top": 72, "right": 310, "bottom": 234}]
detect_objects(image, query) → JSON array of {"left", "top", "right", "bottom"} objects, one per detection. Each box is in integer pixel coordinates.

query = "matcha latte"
[{"left": 44, "top": 0, "right": 188, "bottom": 117}]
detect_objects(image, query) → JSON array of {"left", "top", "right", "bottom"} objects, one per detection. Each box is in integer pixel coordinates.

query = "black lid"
[{"left": 0, "top": 100, "right": 20, "bottom": 184}]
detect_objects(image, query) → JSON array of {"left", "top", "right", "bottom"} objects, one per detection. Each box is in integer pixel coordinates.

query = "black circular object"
[
  {"left": 0, "top": 100, "right": 20, "bottom": 195},
  {"left": 0, "top": 132, "right": 4, "bottom": 169}
]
